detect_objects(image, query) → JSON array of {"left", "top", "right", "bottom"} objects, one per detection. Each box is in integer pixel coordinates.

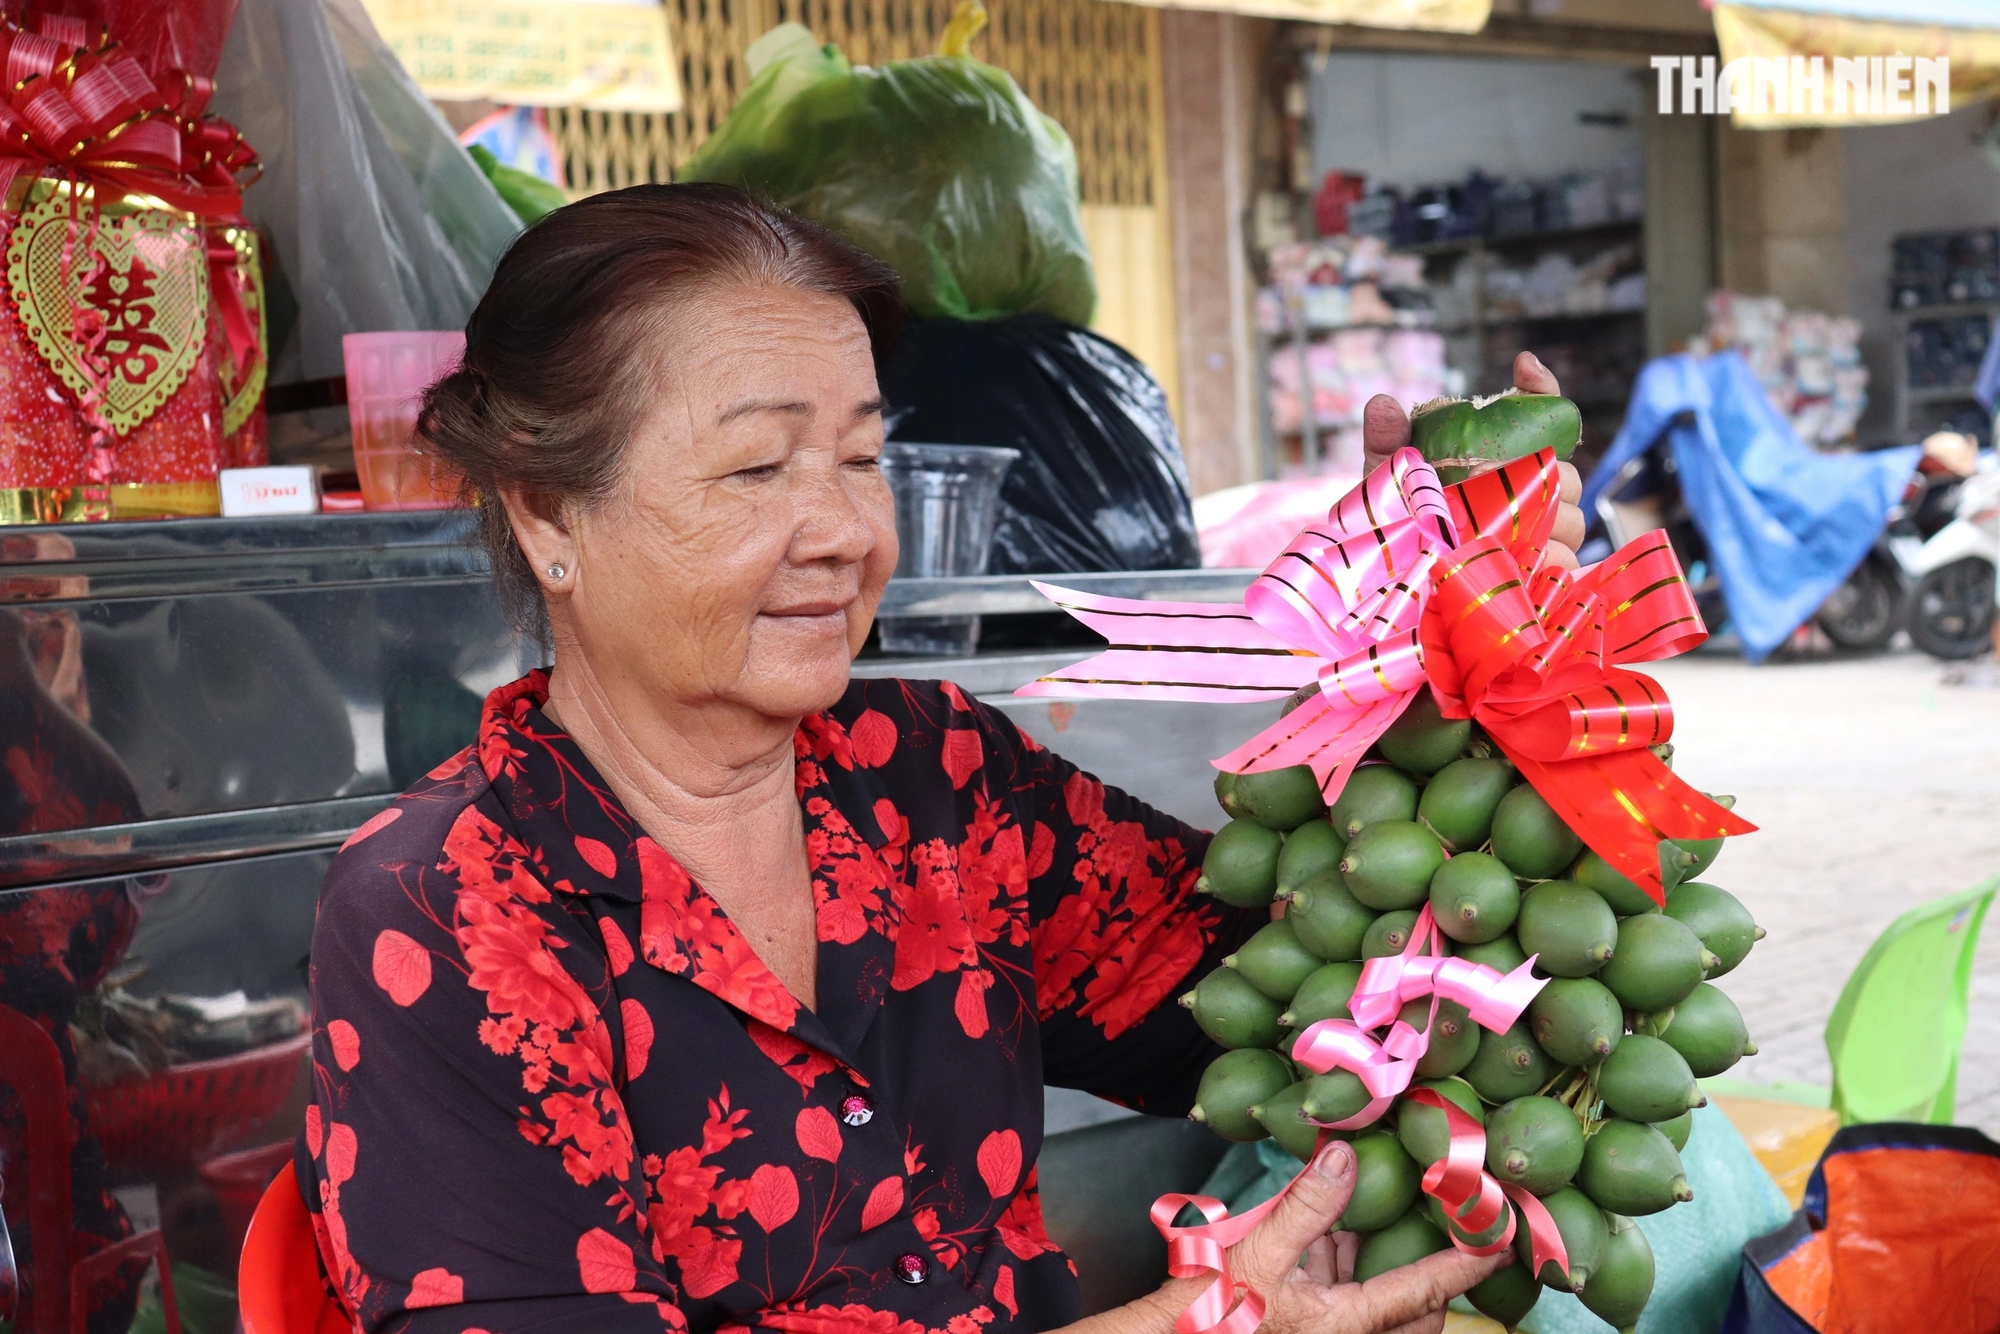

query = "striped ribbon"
[
  {"left": 1421, "top": 526, "right": 1758, "bottom": 901},
  {"left": 1021, "top": 447, "right": 1541, "bottom": 798}
]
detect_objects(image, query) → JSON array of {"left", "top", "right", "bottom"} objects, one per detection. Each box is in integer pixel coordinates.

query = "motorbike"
[
  {"left": 1590, "top": 416, "right": 1911, "bottom": 651},
  {"left": 1903, "top": 463, "right": 2000, "bottom": 660}
]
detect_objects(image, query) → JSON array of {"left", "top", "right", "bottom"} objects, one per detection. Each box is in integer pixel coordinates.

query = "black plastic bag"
[{"left": 879, "top": 315, "right": 1201, "bottom": 575}]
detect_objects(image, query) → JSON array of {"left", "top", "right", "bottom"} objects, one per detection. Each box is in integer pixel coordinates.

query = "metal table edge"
[{"left": 0, "top": 794, "right": 392, "bottom": 891}]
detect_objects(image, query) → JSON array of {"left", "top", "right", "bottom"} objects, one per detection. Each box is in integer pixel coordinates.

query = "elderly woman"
[{"left": 302, "top": 184, "right": 1584, "bottom": 1334}]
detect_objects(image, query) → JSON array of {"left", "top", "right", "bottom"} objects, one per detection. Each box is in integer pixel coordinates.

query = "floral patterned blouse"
[{"left": 302, "top": 670, "right": 1248, "bottom": 1334}]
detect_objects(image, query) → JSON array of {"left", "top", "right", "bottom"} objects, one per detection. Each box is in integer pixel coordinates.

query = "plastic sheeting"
[
  {"left": 878, "top": 316, "right": 1201, "bottom": 575},
  {"left": 679, "top": 23, "right": 1096, "bottom": 327},
  {"left": 211, "top": 0, "right": 522, "bottom": 383},
  {"left": 1193, "top": 474, "right": 1362, "bottom": 569},
  {"left": 1581, "top": 353, "right": 1919, "bottom": 662}
]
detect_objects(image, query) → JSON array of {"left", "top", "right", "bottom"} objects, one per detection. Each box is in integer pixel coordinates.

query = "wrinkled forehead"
[
  {"left": 651, "top": 282, "right": 875, "bottom": 396},
  {"left": 619, "top": 282, "right": 884, "bottom": 460}
]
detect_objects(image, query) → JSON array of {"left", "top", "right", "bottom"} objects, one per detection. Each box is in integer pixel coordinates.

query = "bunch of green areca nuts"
[{"left": 1179, "top": 688, "right": 1763, "bottom": 1333}]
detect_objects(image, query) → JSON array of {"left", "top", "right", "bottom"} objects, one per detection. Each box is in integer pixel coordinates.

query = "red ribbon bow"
[
  {"left": 1148, "top": 448, "right": 1749, "bottom": 1334},
  {"left": 0, "top": 14, "right": 262, "bottom": 380},
  {"left": 1420, "top": 450, "right": 1756, "bottom": 902}
]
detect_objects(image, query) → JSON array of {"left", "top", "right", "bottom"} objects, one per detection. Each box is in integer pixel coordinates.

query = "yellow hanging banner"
[
  {"left": 359, "top": 0, "right": 683, "bottom": 111},
  {"left": 1110, "top": 0, "right": 1488, "bottom": 34},
  {"left": 1713, "top": 3, "right": 2000, "bottom": 127}
]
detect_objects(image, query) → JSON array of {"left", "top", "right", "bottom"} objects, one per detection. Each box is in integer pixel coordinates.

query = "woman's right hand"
[{"left": 1122, "top": 1141, "right": 1509, "bottom": 1334}]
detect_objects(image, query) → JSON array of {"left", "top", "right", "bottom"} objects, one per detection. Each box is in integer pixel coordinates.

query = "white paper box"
[{"left": 220, "top": 467, "right": 320, "bottom": 517}]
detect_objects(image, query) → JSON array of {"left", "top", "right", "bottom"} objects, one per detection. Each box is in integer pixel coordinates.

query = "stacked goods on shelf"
[
  {"left": 1689, "top": 294, "right": 1868, "bottom": 448},
  {"left": 1023, "top": 393, "right": 1757, "bottom": 1334},
  {"left": 1480, "top": 245, "right": 1644, "bottom": 320},
  {"left": 1884, "top": 229, "right": 2000, "bottom": 447},
  {"left": 1264, "top": 330, "right": 1456, "bottom": 446},
  {"left": 1257, "top": 236, "right": 1457, "bottom": 468},
  {"left": 1339, "top": 160, "right": 1643, "bottom": 248},
  {"left": 1903, "top": 315, "right": 1992, "bottom": 391},
  {"left": 1257, "top": 236, "right": 1434, "bottom": 333},
  {"left": 1892, "top": 228, "right": 2000, "bottom": 309}
]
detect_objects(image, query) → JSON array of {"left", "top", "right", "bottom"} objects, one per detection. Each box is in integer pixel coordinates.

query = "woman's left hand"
[
  {"left": 1360, "top": 351, "right": 1587, "bottom": 570},
  {"left": 1111, "top": 1141, "right": 1507, "bottom": 1334}
]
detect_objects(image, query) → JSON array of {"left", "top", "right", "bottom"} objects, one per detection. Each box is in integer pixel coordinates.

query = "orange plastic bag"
[{"left": 1724, "top": 1123, "right": 2000, "bottom": 1334}]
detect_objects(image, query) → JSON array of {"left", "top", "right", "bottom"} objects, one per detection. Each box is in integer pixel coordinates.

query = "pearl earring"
[{"left": 547, "top": 562, "right": 566, "bottom": 581}]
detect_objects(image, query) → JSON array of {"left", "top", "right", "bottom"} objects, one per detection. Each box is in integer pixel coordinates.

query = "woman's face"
[{"left": 553, "top": 282, "right": 897, "bottom": 724}]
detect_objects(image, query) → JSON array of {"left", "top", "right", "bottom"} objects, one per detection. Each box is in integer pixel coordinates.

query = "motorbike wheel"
[
  {"left": 1816, "top": 554, "right": 1902, "bottom": 651},
  {"left": 1909, "top": 557, "right": 1997, "bottom": 660}
]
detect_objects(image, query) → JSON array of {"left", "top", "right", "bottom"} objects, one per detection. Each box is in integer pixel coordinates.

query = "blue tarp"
[
  {"left": 1582, "top": 352, "right": 1920, "bottom": 662},
  {"left": 1975, "top": 311, "right": 2000, "bottom": 412}
]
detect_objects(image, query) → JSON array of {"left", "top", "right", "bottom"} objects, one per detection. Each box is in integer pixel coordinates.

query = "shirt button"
[
  {"left": 840, "top": 1093, "right": 874, "bottom": 1127},
  {"left": 894, "top": 1252, "right": 930, "bottom": 1285}
]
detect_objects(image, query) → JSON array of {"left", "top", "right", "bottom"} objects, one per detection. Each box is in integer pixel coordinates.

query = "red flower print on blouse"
[
  {"left": 892, "top": 843, "right": 977, "bottom": 991},
  {"left": 747, "top": 1021, "right": 840, "bottom": 1096},
  {"left": 810, "top": 797, "right": 905, "bottom": 947},
  {"left": 638, "top": 837, "right": 799, "bottom": 1032}
]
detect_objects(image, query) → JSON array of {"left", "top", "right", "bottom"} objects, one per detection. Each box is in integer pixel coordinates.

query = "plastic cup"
[
  {"left": 196, "top": 1140, "right": 296, "bottom": 1257},
  {"left": 877, "top": 442, "right": 1020, "bottom": 657},
  {"left": 342, "top": 331, "right": 467, "bottom": 511}
]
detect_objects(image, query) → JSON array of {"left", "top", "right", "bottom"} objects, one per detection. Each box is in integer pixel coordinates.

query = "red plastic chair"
[
  {"left": 238, "top": 1161, "right": 352, "bottom": 1334},
  {"left": 0, "top": 1003, "right": 180, "bottom": 1334}
]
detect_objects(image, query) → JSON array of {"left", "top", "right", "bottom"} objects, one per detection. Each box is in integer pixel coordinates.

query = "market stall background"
[{"left": 6, "top": 0, "right": 2000, "bottom": 1331}]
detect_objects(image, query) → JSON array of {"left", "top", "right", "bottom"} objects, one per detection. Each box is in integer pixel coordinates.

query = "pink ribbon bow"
[
  {"left": 1149, "top": 1192, "right": 1276, "bottom": 1334},
  {"left": 1015, "top": 448, "right": 1455, "bottom": 796},
  {"left": 1286, "top": 905, "right": 1545, "bottom": 1129}
]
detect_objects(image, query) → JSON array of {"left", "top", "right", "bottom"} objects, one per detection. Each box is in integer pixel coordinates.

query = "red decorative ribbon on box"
[{"left": 0, "top": 13, "right": 262, "bottom": 374}]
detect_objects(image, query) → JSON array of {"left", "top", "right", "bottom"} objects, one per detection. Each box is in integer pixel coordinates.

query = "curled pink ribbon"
[
  {"left": 1149, "top": 1192, "right": 1279, "bottom": 1334},
  {"left": 1348, "top": 906, "right": 1547, "bottom": 1034},
  {"left": 1016, "top": 448, "right": 1454, "bottom": 796},
  {"left": 1286, "top": 906, "right": 1547, "bottom": 1130},
  {"left": 1150, "top": 905, "right": 1563, "bottom": 1330},
  {"left": 1402, "top": 1088, "right": 1571, "bottom": 1284}
]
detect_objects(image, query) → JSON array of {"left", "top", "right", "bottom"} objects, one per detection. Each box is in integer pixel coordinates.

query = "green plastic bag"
[
  {"left": 467, "top": 144, "right": 569, "bottom": 226},
  {"left": 679, "top": 6, "right": 1096, "bottom": 325}
]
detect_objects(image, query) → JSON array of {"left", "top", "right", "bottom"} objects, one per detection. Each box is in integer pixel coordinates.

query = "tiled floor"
[{"left": 1645, "top": 648, "right": 2000, "bottom": 1137}]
